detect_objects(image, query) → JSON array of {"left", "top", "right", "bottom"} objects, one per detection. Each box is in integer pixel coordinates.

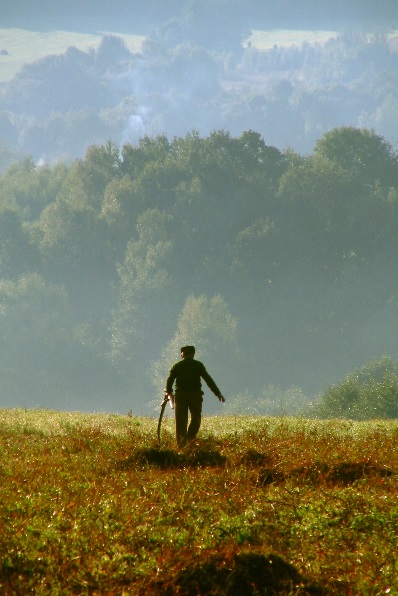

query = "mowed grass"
[{"left": 1, "top": 409, "right": 398, "bottom": 594}]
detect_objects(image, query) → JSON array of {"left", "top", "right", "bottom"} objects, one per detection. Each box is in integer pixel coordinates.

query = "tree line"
[{"left": 1, "top": 126, "right": 398, "bottom": 415}]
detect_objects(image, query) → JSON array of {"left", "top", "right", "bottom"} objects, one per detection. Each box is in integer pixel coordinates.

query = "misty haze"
[{"left": 1, "top": 0, "right": 398, "bottom": 418}]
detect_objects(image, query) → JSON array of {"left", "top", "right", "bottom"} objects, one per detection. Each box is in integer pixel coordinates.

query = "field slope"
[{"left": 0, "top": 409, "right": 397, "bottom": 594}]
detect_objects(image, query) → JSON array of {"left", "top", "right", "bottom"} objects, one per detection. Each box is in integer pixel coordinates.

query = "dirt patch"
[
  {"left": 118, "top": 447, "right": 226, "bottom": 470},
  {"left": 258, "top": 461, "right": 395, "bottom": 487},
  {"left": 160, "top": 552, "right": 327, "bottom": 595}
]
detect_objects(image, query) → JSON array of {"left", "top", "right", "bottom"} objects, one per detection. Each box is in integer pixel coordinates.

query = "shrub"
[{"left": 316, "top": 356, "right": 398, "bottom": 420}]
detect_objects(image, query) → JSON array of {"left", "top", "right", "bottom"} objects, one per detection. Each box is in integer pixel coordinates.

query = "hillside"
[
  {"left": 0, "top": 28, "right": 145, "bottom": 83},
  {"left": 0, "top": 126, "right": 398, "bottom": 414}
]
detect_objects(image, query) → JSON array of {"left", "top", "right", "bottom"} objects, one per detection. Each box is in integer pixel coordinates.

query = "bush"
[{"left": 316, "top": 356, "right": 398, "bottom": 420}]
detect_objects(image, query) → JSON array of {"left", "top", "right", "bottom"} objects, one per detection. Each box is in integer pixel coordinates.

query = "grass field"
[{"left": 0, "top": 408, "right": 397, "bottom": 594}]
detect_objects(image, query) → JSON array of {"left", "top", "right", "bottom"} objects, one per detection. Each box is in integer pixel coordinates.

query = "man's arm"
[
  {"left": 165, "top": 365, "right": 177, "bottom": 396},
  {"left": 201, "top": 365, "right": 225, "bottom": 402}
]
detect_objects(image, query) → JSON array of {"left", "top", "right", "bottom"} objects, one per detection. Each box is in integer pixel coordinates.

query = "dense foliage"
[
  {"left": 1, "top": 409, "right": 398, "bottom": 593},
  {"left": 1, "top": 126, "right": 398, "bottom": 414}
]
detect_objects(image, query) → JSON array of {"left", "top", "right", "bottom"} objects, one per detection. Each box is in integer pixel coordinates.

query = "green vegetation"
[
  {"left": 316, "top": 357, "right": 398, "bottom": 420},
  {"left": 0, "top": 409, "right": 397, "bottom": 594},
  {"left": 1, "top": 127, "right": 398, "bottom": 412}
]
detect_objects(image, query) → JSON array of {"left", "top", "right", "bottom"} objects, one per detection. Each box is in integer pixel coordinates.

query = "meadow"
[{"left": 0, "top": 409, "right": 397, "bottom": 595}]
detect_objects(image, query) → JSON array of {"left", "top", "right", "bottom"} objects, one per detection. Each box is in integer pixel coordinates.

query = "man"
[{"left": 165, "top": 346, "right": 225, "bottom": 447}]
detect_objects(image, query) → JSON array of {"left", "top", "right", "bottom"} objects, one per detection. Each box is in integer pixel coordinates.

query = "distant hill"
[
  {"left": 1, "top": 1, "right": 398, "bottom": 166},
  {"left": 0, "top": 28, "right": 145, "bottom": 83}
]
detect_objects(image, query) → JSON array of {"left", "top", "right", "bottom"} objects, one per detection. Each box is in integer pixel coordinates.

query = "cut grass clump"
[
  {"left": 258, "top": 460, "right": 395, "bottom": 487},
  {"left": 119, "top": 447, "right": 227, "bottom": 469},
  {"left": 165, "top": 552, "right": 325, "bottom": 596},
  {"left": 239, "top": 448, "right": 273, "bottom": 467}
]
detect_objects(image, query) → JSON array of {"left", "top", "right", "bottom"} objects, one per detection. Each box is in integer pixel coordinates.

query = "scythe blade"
[{"left": 157, "top": 394, "right": 170, "bottom": 442}]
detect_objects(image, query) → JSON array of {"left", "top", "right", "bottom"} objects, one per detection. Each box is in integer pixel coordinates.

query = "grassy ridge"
[{"left": 0, "top": 410, "right": 397, "bottom": 594}]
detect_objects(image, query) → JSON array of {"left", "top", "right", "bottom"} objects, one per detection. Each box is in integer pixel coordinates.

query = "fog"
[
  {"left": 1, "top": 1, "right": 398, "bottom": 165},
  {"left": 0, "top": 1, "right": 398, "bottom": 415}
]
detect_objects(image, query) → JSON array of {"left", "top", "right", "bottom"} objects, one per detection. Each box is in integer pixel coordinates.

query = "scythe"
[{"left": 157, "top": 392, "right": 174, "bottom": 442}]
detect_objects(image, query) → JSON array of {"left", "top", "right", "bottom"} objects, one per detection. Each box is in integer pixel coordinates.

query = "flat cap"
[{"left": 181, "top": 345, "right": 195, "bottom": 354}]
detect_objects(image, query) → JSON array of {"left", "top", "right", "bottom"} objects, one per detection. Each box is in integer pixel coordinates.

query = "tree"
[
  {"left": 21, "top": 111, "right": 116, "bottom": 164},
  {"left": 0, "top": 273, "right": 69, "bottom": 403},
  {"left": 0, "top": 272, "right": 124, "bottom": 409},
  {"left": 121, "top": 135, "right": 171, "bottom": 179},
  {"left": 30, "top": 160, "right": 118, "bottom": 320},
  {"left": 99, "top": 174, "right": 138, "bottom": 253},
  {"left": 0, "top": 157, "right": 69, "bottom": 220},
  {"left": 276, "top": 141, "right": 398, "bottom": 274},
  {"left": 237, "top": 130, "right": 285, "bottom": 177},
  {"left": 0, "top": 209, "right": 39, "bottom": 278},
  {"left": 95, "top": 35, "right": 132, "bottom": 72},
  {"left": 314, "top": 126, "right": 398, "bottom": 190},
  {"left": 108, "top": 209, "right": 174, "bottom": 377},
  {"left": 276, "top": 152, "right": 355, "bottom": 272},
  {"left": 151, "top": 294, "right": 239, "bottom": 412},
  {"left": 77, "top": 141, "right": 122, "bottom": 202}
]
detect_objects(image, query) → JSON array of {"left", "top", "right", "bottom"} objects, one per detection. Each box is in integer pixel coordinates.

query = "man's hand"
[
  {"left": 164, "top": 389, "right": 174, "bottom": 409},
  {"left": 218, "top": 395, "right": 225, "bottom": 403}
]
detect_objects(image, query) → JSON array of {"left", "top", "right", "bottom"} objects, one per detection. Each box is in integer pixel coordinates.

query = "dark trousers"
[{"left": 174, "top": 390, "right": 203, "bottom": 447}]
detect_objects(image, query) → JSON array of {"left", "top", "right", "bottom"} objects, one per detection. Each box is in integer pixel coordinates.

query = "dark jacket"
[{"left": 166, "top": 357, "right": 221, "bottom": 396}]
